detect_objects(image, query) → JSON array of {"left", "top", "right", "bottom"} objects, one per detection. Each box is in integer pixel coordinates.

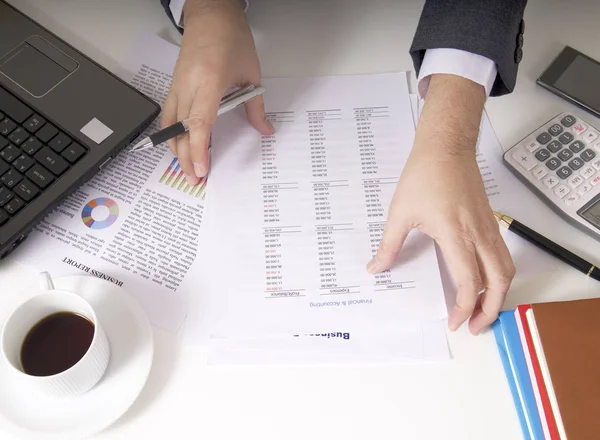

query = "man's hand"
[
  {"left": 367, "top": 74, "right": 515, "bottom": 335},
  {"left": 162, "top": 0, "right": 274, "bottom": 185}
]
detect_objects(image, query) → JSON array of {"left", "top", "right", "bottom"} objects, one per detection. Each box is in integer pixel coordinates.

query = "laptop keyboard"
[{"left": 0, "top": 87, "right": 87, "bottom": 226}]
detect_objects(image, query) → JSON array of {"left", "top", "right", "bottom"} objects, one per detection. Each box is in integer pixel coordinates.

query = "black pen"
[{"left": 493, "top": 211, "right": 600, "bottom": 281}]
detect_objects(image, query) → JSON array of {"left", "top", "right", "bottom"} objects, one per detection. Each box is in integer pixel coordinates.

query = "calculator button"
[
  {"left": 565, "top": 194, "right": 579, "bottom": 206},
  {"left": 567, "top": 174, "right": 584, "bottom": 188},
  {"left": 569, "top": 158, "right": 585, "bottom": 170},
  {"left": 557, "top": 149, "right": 573, "bottom": 161},
  {"left": 559, "top": 132, "right": 574, "bottom": 144},
  {"left": 591, "top": 174, "right": 600, "bottom": 186},
  {"left": 532, "top": 165, "right": 548, "bottom": 180},
  {"left": 543, "top": 175, "right": 559, "bottom": 189},
  {"left": 556, "top": 166, "right": 572, "bottom": 179},
  {"left": 511, "top": 147, "right": 537, "bottom": 170},
  {"left": 581, "top": 166, "right": 595, "bottom": 179},
  {"left": 554, "top": 185, "right": 570, "bottom": 198},
  {"left": 579, "top": 183, "right": 592, "bottom": 195},
  {"left": 548, "top": 124, "right": 563, "bottom": 136},
  {"left": 572, "top": 122, "right": 587, "bottom": 135},
  {"left": 536, "top": 132, "right": 552, "bottom": 144},
  {"left": 592, "top": 158, "right": 600, "bottom": 170},
  {"left": 583, "top": 130, "right": 599, "bottom": 144},
  {"left": 569, "top": 140, "right": 586, "bottom": 153},
  {"left": 524, "top": 139, "right": 540, "bottom": 153},
  {"left": 546, "top": 157, "right": 561, "bottom": 170},
  {"left": 547, "top": 140, "right": 562, "bottom": 153},
  {"left": 561, "top": 115, "right": 576, "bottom": 127},
  {"left": 535, "top": 148, "right": 551, "bottom": 161},
  {"left": 581, "top": 149, "right": 596, "bottom": 162}
]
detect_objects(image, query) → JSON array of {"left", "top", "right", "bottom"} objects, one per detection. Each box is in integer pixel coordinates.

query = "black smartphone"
[{"left": 537, "top": 46, "right": 600, "bottom": 119}]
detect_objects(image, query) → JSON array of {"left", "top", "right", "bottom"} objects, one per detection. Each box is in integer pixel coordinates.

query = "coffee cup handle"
[{"left": 38, "top": 272, "right": 55, "bottom": 291}]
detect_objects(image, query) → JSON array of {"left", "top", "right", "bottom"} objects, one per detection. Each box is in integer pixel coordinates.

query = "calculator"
[{"left": 503, "top": 112, "right": 600, "bottom": 240}]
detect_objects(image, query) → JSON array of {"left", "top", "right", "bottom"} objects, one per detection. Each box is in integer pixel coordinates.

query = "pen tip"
[{"left": 492, "top": 211, "right": 513, "bottom": 227}]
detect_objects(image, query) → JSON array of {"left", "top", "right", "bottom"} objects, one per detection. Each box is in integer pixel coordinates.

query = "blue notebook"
[{"left": 492, "top": 311, "right": 544, "bottom": 440}]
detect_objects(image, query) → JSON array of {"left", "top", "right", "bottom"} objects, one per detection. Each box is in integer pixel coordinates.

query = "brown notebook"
[{"left": 531, "top": 298, "right": 600, "bottom": 440}]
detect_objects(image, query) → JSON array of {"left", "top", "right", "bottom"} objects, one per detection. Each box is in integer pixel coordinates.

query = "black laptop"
[{"left": 0, "top": 1, "right": 160, "bottom": 258}]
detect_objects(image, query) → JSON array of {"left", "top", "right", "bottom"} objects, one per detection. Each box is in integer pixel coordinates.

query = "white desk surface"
[{"left": 2, "top": 0, "right": 600, "bottom": 439}]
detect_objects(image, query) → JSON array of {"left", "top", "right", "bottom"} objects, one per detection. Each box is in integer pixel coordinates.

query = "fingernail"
[
  {"left": 265, "top": 118, "right": 275, "bottom": 133},
  {"left": 448, "top": 317, "right": 459, "bottom": 332},
  {"left": 366, "top": 257, "right": 380, "bottom": 274},
  {"left": 185, "top": 174, "right": 198, "bottom": 185},
  {"left": 193, "top": 162, "right": 206, "bottom": 178}
]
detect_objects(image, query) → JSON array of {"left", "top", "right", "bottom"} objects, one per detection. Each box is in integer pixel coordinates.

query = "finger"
[
  {"left": 176, "top": 93, "right": 199, "bottom": 185},
  {"left": 441, "top": 238, "right": 484, "bottom": 332},
  {"left": 367, "top": 217, "right": 411, "bottom": 274},
  {"left": 187, "top": 83, "right": 225, "bottom": 179},
  {"left": 161, "top": 91, "right": 178, "bottom": 155},
  {"left": 245, "top": 95, "right": 274, "bottom": 135},
  {"left": 175, "top": 133, "right": 199, "bottom": 185},
  {"left": 468, "top": 235, "right": 515, "bottom": 335}
]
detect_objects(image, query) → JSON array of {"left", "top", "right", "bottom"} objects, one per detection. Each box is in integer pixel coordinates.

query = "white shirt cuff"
[
  {"left": 169, "top": 0, "right": 186, "bottom": 27},
  {"left": 417, "top": 48, "right": 497, "bottom": 99},
  {"left": 170, "top": 0, "right": 249, "bottom": 28}
]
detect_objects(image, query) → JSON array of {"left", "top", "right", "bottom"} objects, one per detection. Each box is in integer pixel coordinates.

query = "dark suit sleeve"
[
  {"left": 160, "top": 0, "right": 184, "bottom": 34},
  {"left": 410, "top": 0, "right": 527, "bottom": 97}
]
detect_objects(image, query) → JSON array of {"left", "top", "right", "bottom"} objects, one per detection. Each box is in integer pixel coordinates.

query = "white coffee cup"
[{"left": 0, "top": 272, "right": 110, "bottom": 398}]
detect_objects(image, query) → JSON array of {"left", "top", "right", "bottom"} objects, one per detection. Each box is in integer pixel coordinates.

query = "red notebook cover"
[{"left": 515, "top": 305, "right": 560, "bottom": 440}]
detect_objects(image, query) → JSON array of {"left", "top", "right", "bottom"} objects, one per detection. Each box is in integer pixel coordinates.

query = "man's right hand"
[{"left": 162, "top": 0, "right": 274, "bottom": 185}]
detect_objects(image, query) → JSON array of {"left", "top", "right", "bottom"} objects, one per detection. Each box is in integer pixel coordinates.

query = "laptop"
[{"left": 0, "top": 1, "right": 160, "bottom": 258}]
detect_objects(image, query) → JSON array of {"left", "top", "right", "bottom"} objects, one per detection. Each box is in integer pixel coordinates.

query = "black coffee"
[{"left": 20, "top": 312, "right": 95, "bottom": 377}]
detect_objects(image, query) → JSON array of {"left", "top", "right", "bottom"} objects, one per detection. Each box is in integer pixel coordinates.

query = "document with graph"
[
  {"left": 206, "top": 73, "right": 448, "bottom": 338},
  {"left": 10, "top": 33, "right": 205, "bottom": 332}
]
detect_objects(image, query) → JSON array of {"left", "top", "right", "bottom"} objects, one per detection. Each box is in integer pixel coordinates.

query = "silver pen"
[{"left": 130, "top": 84, "right": 266, "bottom": 152}]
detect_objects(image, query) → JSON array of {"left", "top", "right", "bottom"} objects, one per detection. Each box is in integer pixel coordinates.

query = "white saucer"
[{"left": 0, "top": 275, "right": 154, "bottom": 440}]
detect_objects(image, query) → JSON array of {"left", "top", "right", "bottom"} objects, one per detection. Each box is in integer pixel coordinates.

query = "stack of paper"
[{"left": 493, "top": 298, "right": 600, "bottom": 440}]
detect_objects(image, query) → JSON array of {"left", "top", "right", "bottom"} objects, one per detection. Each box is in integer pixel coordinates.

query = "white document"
[
  {"left": 181, "top": 89, "right": 452, "bottom": 365},
  {"left": 208, "top": 319, "right": 449, "bottom": 365},
  {"left": 11, "top": 34, "right": 208, "bottom": 333},
  {"left": 206, "top": 73, "right": 448, "bottom": 339}
]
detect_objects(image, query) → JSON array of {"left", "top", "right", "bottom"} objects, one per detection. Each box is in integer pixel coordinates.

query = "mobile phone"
[{"left": 537, "top": 46, "right": 600, "bottom": 119}]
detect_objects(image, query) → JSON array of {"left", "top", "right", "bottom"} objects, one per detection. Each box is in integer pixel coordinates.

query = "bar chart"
[{"left": 159, "top": 157, "right": 207, "bottom": 199}]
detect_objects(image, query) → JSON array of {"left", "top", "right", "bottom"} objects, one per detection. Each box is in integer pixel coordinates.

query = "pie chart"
[{"left": 81, "top": 197, "right": 119, "bottom": 230}]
